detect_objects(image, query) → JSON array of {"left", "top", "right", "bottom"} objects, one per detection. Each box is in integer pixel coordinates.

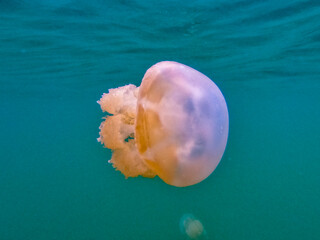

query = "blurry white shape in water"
[{"left": 180, "top": 214, "right": 208, "bottom": 240}]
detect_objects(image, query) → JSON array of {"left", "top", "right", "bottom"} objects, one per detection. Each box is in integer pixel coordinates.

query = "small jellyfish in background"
[
  {"left": 180, "top": 214, "right": 207, "bottom": 240},
  {"left": 98, "top": 61, "right": 229, "bottom": 187}
]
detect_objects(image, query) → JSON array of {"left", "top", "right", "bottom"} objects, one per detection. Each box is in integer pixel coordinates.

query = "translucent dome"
[
  {"left": 98, "top": 61, "right": 229, "bottom": 187},
  {"left": 180, "top": 214, "right": 207, "bottom": 239}
]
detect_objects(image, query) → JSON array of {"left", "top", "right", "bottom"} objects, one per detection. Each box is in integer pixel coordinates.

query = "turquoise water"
[{"left": 1, "top": 0, "right": 320, "bottom": 239}]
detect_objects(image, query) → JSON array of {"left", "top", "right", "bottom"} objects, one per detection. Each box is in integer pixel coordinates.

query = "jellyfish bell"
[
  {"left": 180, "top": 214, "right": 207, "bottom": 240},
  {"left": 98, "top": 61, "right": 229, "bottom": 187}
]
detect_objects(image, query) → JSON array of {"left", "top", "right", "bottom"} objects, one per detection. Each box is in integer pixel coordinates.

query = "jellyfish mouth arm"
[
  {"left": 97, "top": 84, "right": 139, "bottom": 115},
  {"left": 98, "top": 84, "right": 156, "bottom": 178}
]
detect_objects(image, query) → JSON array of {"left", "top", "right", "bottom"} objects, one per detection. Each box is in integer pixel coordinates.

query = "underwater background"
[{"left": 1, "top": 0, "right": 320, "bottom": 239}]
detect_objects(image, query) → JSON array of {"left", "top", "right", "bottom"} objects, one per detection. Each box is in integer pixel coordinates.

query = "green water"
[{"left": 1, "top": 1, "right": 320, "bottom": 239}]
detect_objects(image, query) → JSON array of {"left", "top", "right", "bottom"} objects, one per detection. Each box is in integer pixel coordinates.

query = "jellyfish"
[
  {"left": 179, "top": 214, "right": 207, "bottom": 240},
  {"left": 97, "top": 61, "right": 229, "bottom": 187}
]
